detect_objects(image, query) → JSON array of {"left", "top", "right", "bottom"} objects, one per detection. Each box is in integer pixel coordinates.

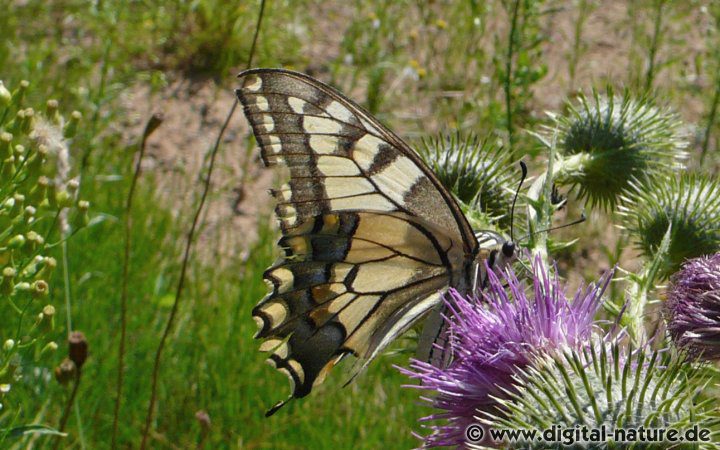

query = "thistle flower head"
[
  {"left": 401, "top": 257, "right": 611, "bottom": 447},
  {"left": 619, "top": 174, "right": 720, "bottom": 278},
  {"left": 485, "top": 340, "right": 718, "bottom": 449},
  {"left": 419, "top": 133, "right": 515, "bottom": 227},
  {"left": 666, "top": 253, "right": 720, "bottom": 360},
  {"left": 552, "top": 89, "right": 687, "bottom": 210}
]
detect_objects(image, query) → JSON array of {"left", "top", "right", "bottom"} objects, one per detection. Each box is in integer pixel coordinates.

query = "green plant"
[
  {"left": 494, "top": 0, "right": 549, "bottom": 151},
  {"left": 0, "top": 79, "right": 88, "bottom": 443}
]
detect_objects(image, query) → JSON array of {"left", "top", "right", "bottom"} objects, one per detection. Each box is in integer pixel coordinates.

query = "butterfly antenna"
[
  {"left": 509, "top": 161, "right": 528, "bottom": 243},
  {"left": 518, "top": 213, "right": 587, "bottom": 243},
  {"left": 265, "top": 396, "right": 293, "bottom": 417}
]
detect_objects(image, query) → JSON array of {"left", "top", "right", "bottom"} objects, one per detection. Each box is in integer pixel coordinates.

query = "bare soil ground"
[
  {"left": 118, "top": 1, "right": 712, "bottom": 269},
  {"left": 118, "top": 79, "right": 274, "bottom": 263}
]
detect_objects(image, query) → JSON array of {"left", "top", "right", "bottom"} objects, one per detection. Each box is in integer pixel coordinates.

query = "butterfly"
[{"left": 235, "top": 69, "right": 516, "bottom": 416}]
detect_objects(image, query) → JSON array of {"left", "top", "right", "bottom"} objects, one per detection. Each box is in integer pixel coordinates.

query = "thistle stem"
[
  {"left": 624, "top": 268, "right": 650, "bottom": 345},
  {"left": 526, "top": 134, "right": 560, "bottom": 265}
]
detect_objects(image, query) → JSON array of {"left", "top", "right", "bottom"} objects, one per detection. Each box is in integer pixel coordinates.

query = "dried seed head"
[
  {"left": 54, "top": 358, "right": 76, "bottom": 385},
  {"left": 68, "top": 331, "right": 88, "bottom": 368},
  {"left": 195, "top": 410, "right": 211, "bottom": 429}
]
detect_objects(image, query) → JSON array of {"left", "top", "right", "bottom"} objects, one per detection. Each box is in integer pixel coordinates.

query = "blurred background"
[{"left": 1, "top": 0, "right": 719, "bottom": 448}]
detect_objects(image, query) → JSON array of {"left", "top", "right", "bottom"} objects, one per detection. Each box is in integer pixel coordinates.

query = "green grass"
[
  {"left": 2, "top": 0, "right": 720, "bottom": 448},
  {"left": 39, "top": 179, "right": 427, "bottom": 449}
]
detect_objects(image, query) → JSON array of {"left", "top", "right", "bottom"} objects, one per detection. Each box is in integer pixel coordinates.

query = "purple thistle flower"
[
  {"left": 401, "top": 256, "right": 612, "bottom": 448},
  {"left": 666, "top": 253, "right": 720, "bottom": 360}
]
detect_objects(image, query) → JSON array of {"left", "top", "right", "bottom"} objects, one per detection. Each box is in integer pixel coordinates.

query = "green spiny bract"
[
  {"left": 418, "top": 132, "right": 516, "bottom": 229},
  {"left": 0, "top": 79, "right": 88, "bottom": 411},
  {"left": 483, "top": 340, "right": 719, "bottom": 449},
  {"left": 550, "top": 89, "right": 687, "bottom": 211},
  {"left": 618, "top": 174, "right": 720, "bottom": 279}
]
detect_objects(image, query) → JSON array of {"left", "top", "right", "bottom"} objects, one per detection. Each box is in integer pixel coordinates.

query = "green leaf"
[{"left": 2, "top": 424, "right": 66, "bottom": 439}]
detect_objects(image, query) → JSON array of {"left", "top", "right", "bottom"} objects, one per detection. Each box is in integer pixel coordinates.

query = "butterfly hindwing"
[{"left": 236, "top": 69, "right": 478, "bottom": 404}]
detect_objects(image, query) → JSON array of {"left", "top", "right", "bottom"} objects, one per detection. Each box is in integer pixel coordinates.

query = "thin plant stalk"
[
  {"left": 138, "top": 1, "right": 267, "bottom": 448},
  {"left": 111, "top": 113, "right": 163, "bottom": 450},
  {"left": 700, "top": 75, "right": 720, "bottom": 165},
  {"left": 51, "top": 370, "right": 82, "bottom": 450},
  {"left": 80, "top": 39, "right": 112, "bottom": 175},
  {"left": 568, "top": 0, "right": 594, "bottom": 90},
  {"left": 504, "top": 0, "right": 521, "bottom": 150},
  {"left": 60, "top": 238, "right": 86, "bottom": 448},
  {"left": 645, "top": 0, "right": 666, "bottom": 92}
]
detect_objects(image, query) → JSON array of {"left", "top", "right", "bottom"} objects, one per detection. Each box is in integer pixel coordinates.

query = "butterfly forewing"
[{"left": 236, "top": 69, "right": 478, "bottom": 403}]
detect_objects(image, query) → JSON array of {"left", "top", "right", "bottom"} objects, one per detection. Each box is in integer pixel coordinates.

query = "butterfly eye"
[{"left": 502, "top": 241, "right": 515, "bottom": 258}]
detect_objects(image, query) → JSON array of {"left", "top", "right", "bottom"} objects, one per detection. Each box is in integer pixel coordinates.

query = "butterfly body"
[{"left": 235, "top": 69, "right": 510, "bottom": 413}]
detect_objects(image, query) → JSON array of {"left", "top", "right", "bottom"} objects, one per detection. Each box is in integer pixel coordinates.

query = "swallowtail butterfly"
[{"left": 235, "top": 69, "right": 515, "bottom": 415}]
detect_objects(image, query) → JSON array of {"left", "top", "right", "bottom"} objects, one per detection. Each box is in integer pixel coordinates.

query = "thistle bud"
[
  {"left": 23, "top": 205, "right": 35, "bottom": 221},
  {"left": 21, "top": 108, "right": 35, "bottom": 134},
  {"left": 551, "top": 90, "right": 687, "bottom": 210},
  {"left": 1, "top": 156, "right": 15, "bottom": 179},
  {"left": 40, "top": 341, "right": 58, "bottom": 357},
  {"left": 0, "top": 81, "right": 11, "bottom": 106},
  {"left": 0, "top": 133, "right": 11, "bottom": 158},
  {"left": 54, "top": 358, "right": 76, "bottom": 385},
  {"left": 68, "top": 331, "right": 88, "bottom": 369},
  {"left": 13, "top": 282, "right": 31, "bottom": 293},
  {"left": 11, "top": 80, "right": 29, "bottom": 108},
  {"left": 66, "top": 179, "right": 79, "bottom": 194},
  {"left": 63, "top": 111, "right": 81, "bottom": 138},
  {"left": 0, "top": 267, "right": 15, "bottom": 296},
  {"left": 32, "top": 280, "right": 49, "bottom": 299},
  {"left": 28, "top": 176, "right": 49, "bottom": 205},
  {"left": 36, "top": 304, "right": 54, "bottom": 334},
  {"left": 0, "top": 357, "right": 18, "bottom": 384},
  {"left": 45, "top": 99, "right": 61, "bottom": 125},
  {"left": 25, "top": 144, "right": 47, "bottom": 179},
  {"left": 25, "top": 231, "right": 44, "bottom": 253},
  {"left": 419, "top": 133, "right": 515, "bottom": 227},
  {"left": 7, "top": 234, "right": 26, "bottom": 250},
  {"left": 619, "top": 174, "right": 720, "bottom": 278},
  {"left": 73, "top": 200, "right": 90, "bottom": 229},
  {"left": 8, "top": 109, "right": 25, "bottom": 135},
  {"left": 55, "top": 189, "right": 73, "bottom": 208},
  {"left": 21, "top": 255, "right": 43, "bottom": 278},
  {"left": 9, "top": 194, "right": 23, "bottom": 216},
  {"left": 36, "top": 256, "right": 56, "bottom": 280},
  {"left": 13, "top": 145, "right": 24, "bottom": 160}
]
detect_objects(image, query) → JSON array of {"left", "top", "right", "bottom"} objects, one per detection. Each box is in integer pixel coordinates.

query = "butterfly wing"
[
  {"left": 416, "top": 229, "right": 512, "bottom": 367},
  {"left": 236, "top": 69, "right": 478, "bottom": 404}
]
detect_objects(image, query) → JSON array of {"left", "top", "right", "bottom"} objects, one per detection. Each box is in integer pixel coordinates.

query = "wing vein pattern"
[{"left": 236, "top": 68, "right": 477, "bottom": 399}]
